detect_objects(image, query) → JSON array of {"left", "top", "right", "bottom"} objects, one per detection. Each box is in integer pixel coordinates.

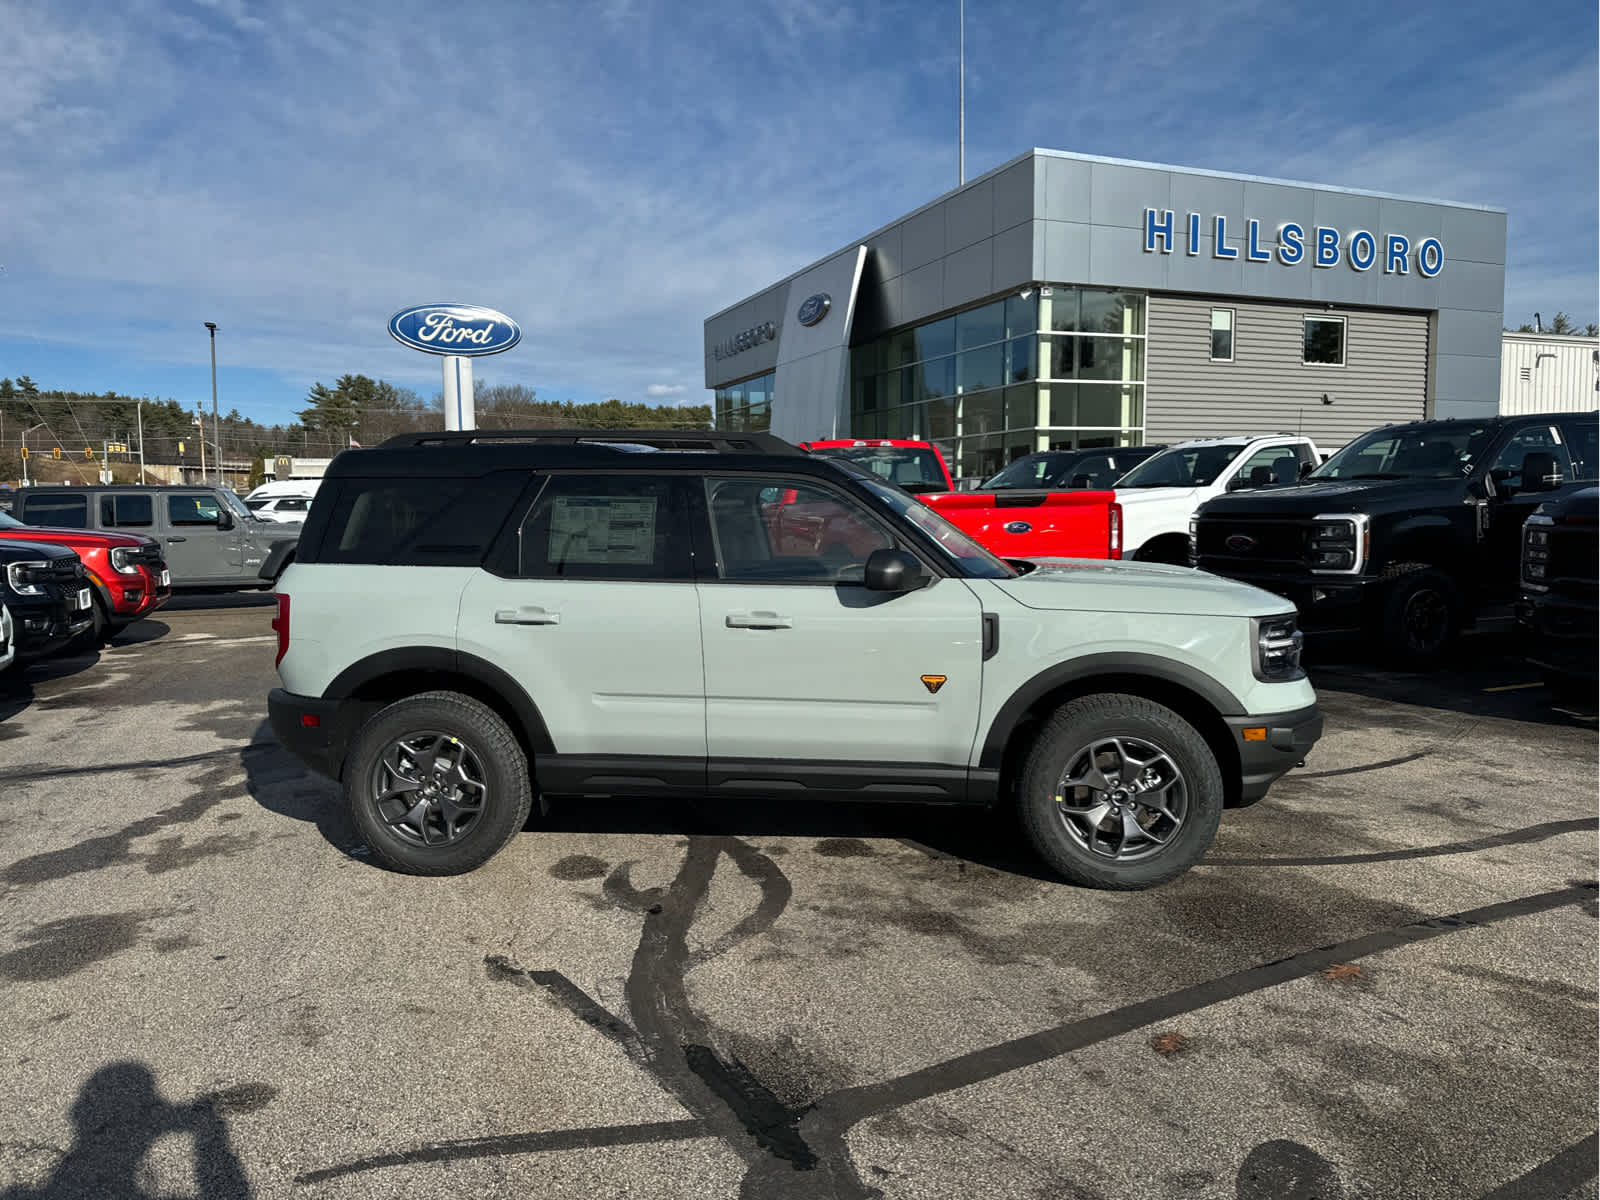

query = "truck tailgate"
[{"left": 923, "top": 490, "right": 1120, "bottom": 560}]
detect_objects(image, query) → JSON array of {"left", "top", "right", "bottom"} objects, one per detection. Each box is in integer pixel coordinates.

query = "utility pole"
[
  {"left": 136, "top": 399, "right": 146, "bottom": 485},
  {"left": 958, "top": 0, "right": 965, "bottom": 186},
  {"left": 196, "top": 415, "right": 206, "bottom": 484},
  {"left": 205, "top": 321, "right": 221, "bottom": 486}
]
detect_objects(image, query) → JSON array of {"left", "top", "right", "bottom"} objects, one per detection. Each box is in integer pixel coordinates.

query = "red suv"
[{"left": 0, "top": 511, "right": 170, "bottom": 640}]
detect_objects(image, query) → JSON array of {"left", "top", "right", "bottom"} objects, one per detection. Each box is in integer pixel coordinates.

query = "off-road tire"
[
  {"left": 345, "top": 690, "right": 532, "bottom": 876},
  {"left": 1378, "top": 563, "right": 1460, "bottom": 668},
  {"left": 1016, "top": 693, "right": 1224, "bottom": 890}
]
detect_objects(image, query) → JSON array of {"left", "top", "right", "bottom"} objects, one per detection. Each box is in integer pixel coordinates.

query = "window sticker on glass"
[{"left": 549, "top": 496, "right": 657, "bottom": 564}]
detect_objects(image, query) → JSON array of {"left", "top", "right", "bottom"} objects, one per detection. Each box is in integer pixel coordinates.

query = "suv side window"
[
  {"left": 315, "top": 473, "right": 526, "bottom": 566},
  {"left": 514, "top": 474, "right": 691, "bottom": 581},
  {"left": 704, "top": 476, "right": 895, "bottom": 583},
  {"left": 277, "top": 497, "right": 309, "bottom": 512},
  {"left": 1489, "top": 424, "right": 1573, "bottom": 491},
  {"left": 23, "top": 493, "right": 88, "bottom": 527},
  {"left": 168, "top": 493, "right": 222, "bottom": 526},
  {"left": 101, "top": 494, "right": 154, "bottom": 527},
  {"left": 1232, "top": 444, "right": 1307, "bottom": 488}
]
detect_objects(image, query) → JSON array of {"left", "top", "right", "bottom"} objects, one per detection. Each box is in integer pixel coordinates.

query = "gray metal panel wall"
[{"left": 1145, "top": 295, "right": 1429, "bottom": 449}]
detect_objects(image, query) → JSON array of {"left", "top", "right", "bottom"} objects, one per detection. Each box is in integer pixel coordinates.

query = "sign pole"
[{"left": 440, "top": 355, "right": 476, "bottom": 431}]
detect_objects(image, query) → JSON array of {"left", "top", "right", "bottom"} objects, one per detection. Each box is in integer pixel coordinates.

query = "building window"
[
  {"left": 715, "top": 371, "right": 776, "bottom": 432},
  {"left": 1303, "top": 316, "right": 1346, "bottom": 367},
  {"left": 1210, "top": 309, "right": 1234, "bottom": 362},
  {"left": 846, "top": 288, "right": 1146, "bottom": 483}
]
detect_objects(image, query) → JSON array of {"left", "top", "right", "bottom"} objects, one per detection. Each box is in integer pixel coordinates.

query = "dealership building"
[{"left": 703, "top": 148, "right": 1507, "bottom": 481}]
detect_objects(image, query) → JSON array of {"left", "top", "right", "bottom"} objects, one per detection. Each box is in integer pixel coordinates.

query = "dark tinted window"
[
  {"left": 277, "top": 497, "right": 310, "bottom": 512},
  {"left": 315, "top": 473, "right": 526, "bottom": 566},
  {"left": 100, "top": 494, "right": 153, "bottom": 527},
  {"left": 1560, "top": 416, "right": 1599, "bottom": 482},
  {"left": 23, "top": 493, "right": 88, "bottom": 527},
  {"left": 515, "top": 474, "right": 690, "bottom": 580},
  {"left": 168, "top": 493, "right": 222, "bottom": 526}
]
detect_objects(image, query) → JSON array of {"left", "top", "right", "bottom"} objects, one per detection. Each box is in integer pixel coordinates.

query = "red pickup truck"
[
  {"left": 0, "top": 511, "right": 170, "bottom": 641},
  {"left": 800, "top": 438, "right": 1123, "bottom": 560}
]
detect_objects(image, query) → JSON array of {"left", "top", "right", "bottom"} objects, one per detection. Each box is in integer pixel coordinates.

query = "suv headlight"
[
  {"left": 109, "top": 546, "right": 141, "bottom": 575},
  {"left": 1252, "top": 613, "right": 1305, "bottom": 682},
  {"left": 1309, "top": 512, "right": 1369, "bottom": 575},
  {"left": 6, "top": 561, "right": 50, "bottom": 596}
]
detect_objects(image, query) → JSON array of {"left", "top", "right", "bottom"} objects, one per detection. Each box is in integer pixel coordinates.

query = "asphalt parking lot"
[{"left": 0, "top": 597, "right": 1594, "bottom": 1200}]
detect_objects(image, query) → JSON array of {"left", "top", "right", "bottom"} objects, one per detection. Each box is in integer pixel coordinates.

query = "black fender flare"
[
  {"left": 259, "top": 540, "right": 299, "bottom": 581},
  {"left": 323, "top": 647, "right": 556, "bottom": 756},
  {"left": 978, "top": 652, "right": 1245, "bottom": 770}
]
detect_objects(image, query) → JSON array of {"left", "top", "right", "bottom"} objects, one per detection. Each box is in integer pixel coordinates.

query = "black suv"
[
  {"left": 1517, "top": 485, "right": 1597, "bottom": 691},
  {"left": 0, "top": 540, "right": 94, "bottom": 660},
  {"left": 1192, "top": 413, "right": 1600, "bottom": 665}
]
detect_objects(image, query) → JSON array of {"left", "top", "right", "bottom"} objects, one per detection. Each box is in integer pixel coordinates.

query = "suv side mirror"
[
  {"left": 216, "top": 509, "right": 235, "bottom": 531},
  {"left": 863, "top": 548, "right": 924, "bottom": 592}
]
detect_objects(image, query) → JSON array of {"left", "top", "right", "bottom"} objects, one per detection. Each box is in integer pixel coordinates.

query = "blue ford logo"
[
  {"left": 388, "top": 303, "right": 522, "bottom": 357},
  {"left": 797, "top": 293, "right": 832, "bottom": 327},
  {"left": 1226, "top": 534, "right": 1257, "bottom": 552},
  {"left": 1004, "top": 521, "right": 1032, "bottom": 534}
]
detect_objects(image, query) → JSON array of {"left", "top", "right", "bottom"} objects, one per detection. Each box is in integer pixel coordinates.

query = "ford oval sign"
[
  {"left": 388, "top": 303, "right": 521, "bottom": 357},
  {"left": 1004, "top": 521, "right": 1033, "bottom": 534},
  {"left": 797, "top": 293, "right": 832, "bottom": 327},
  {"left": 1225, "top": 534, "right": 1258, "bottom": 552}
]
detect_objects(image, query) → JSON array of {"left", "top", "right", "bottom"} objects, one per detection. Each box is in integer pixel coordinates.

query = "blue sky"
[{"left": 1, "top": 0, "right": 1595, "bottom": 428}]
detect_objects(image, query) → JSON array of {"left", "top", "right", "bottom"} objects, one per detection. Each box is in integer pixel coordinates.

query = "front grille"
[
  {"left": 47, "top": 558, "right": 85, "bottom": 583},
  {"left": 1195, "top": 518, "right": 1308, "bottom": 572},
  {"left": 129, "top": 543, "right": 165, "bottom": 567},
  {"left": 1545, "top": 525, "right": 1598, "bottom": 599}
]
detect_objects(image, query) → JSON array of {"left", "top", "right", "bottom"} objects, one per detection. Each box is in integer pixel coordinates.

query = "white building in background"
[{"left": 1500, "top": 332, "right": 1599, "bottom": 414}]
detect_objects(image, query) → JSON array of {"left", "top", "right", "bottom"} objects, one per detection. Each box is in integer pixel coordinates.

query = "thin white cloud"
[{"left": 646, "top": 384, "right": 686, "bottom": 397}]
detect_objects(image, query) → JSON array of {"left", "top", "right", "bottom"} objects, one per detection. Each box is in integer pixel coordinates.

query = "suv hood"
[
  {"left": 995, "top": 558, "right": 1292, "bottom": 617},
  {"left": 1200, "top": 476, "right": 1463, "bottom": 517},
  {"left": 0, "top": 524, "right": 153, "bottom": 547},
  {"left": 0, "top": 539, "right": 80, "bottom": 564}
]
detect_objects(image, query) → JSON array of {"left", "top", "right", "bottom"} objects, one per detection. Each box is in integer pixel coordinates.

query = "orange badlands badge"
[{"left": 920, "top": 675, "right": 947, "bottom": 694}]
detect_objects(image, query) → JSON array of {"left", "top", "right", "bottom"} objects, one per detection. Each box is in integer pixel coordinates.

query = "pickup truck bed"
[{"left": 923, "top": 489, "right": 1121, "bottom": 560}]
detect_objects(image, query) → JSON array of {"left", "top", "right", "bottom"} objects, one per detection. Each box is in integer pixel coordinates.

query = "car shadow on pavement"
[
  {"left": 239, "top": 719, "right": 1060, "bottom": 883},
  {"left": 1305, "top": 630, "right": 1596, "bottom": 729},
  {"left": 0, "top": 645, "right": 108, "bottom": 733},
  {"left": 0, "top": 1061, "right": 264, "bottom": 1199}
]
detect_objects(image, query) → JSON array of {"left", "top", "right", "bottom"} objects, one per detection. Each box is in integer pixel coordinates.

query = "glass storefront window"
[
  {"left": 1078, "top": 337, "right": 1144, "bottom": 381},
  {"left": 957, "top": 344, "right": 1004, "bottom": 394},
  {"left": 1080, "top": 290, "right": 1146, "bottom": 335},
  {"left": 960, "top": 390, "right": 1004, "bottom": 434},
  {"left": 1004, "top": 385, "right": 1036, "bottom": 430},
  {"left": 917, "top": 316, "right": 956, "bottom": 361},
  {"left": 1048, "top": 383, "right": 1077, "bottom": 427},
  {"left": 918, "top": 356, "right": 955, "bottom": 401},
  {"left": 1005, "top": 293, "right": 1037, "bottom": 338},
  {"left": 1078, "top": 383, "right": 1142, "bottom": 429},
  {"left": 925, "top": 396, "right": 957, "bottom": 441},
  {"left": 956, "top": 302, "right": 1005, "bottom": 351},
  {"left": 955, "top": 433, "right": 1006, "bottom": 481},
  {"left": 1006, "top": 337, "right": 1035, "bottom": 383},
  {"left": 1048, "top": 287, "right": 1080, "bottom": 332}
]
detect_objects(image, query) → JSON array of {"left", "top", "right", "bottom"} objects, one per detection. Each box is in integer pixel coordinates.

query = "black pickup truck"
[
  {"left": 0, "top": 540, "right": 95, "bottom": 660},
  {"left": 1192, "top": 413, "right": 1600, "bottom": 666},
  {"left": 1517, "top": 485, "right": 1597, "bottom": 691}
]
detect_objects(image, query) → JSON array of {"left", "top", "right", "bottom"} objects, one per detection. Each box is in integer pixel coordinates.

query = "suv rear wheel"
[
  {"left": 1016, "top": 694, "right": 1223, "bottom": 889},
  {"left": 345, "top": 691, "right": 533, "bottom": 875}
]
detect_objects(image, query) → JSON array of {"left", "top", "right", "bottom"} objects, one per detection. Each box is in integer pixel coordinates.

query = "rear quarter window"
[
  {"left": 23, "top": 493, "right": 89, "bottom": 527},
  {"left": 310, "top": 473, "right": 528, "bottom": 566}
]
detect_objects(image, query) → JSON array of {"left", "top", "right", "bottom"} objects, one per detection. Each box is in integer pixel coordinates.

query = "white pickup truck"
[{"left": 1114, "top": 434, "right": 1322, "bottom": 564}]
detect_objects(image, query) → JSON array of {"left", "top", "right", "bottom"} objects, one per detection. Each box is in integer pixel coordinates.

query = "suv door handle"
[
  {"left": 168, "top": 537, "right": 186, "bottom": 543},
  {"left": 726, "top": 611, "right": 792, "bottom": 629},
  {"left": 495, "top": 606, "right": 560, "bottom": 626}
]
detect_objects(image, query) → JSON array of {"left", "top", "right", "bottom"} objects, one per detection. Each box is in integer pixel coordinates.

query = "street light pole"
[{"left": 205, "top": 321, "right": 220, "bottom": 486}]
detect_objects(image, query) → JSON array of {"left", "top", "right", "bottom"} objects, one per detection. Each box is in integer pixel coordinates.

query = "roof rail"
[{"left": 377, "top": 428, "right": 803, "bottom": 455}]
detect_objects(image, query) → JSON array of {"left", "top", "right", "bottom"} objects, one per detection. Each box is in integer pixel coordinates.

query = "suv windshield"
[
  {"left": 854, "top": 477, "right": 1016, "bottom": 579},
  {"left": 218, "top": 490, "right": 254, "bottom": 519},
  {"left": 981, "top": 453, "right": 1082, "bottom": 490},
  {"left": 1312, "top": 424, "right": 1496, "bottom": 480},
  {"left": 1117, "top": 444, "right": 1243, "bottom": 488},
  {"left": 811, "top": 445, "right": 948, "bottom": 491}
]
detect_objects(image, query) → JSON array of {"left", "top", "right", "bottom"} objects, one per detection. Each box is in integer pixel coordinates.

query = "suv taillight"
[
  {"left": 271, "top": 594, "right": 289, "bottom": 667},
  {"left": 1109, "top": 503, "right": 1122, "bottom": 560}
]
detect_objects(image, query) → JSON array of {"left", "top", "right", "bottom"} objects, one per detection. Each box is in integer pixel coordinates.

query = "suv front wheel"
[
  {"left": 345, "top": 691, "right": 533, "bottom": 875},
  {"left": 1016, "top": 694, "right": 1223, "bottom": 890}
]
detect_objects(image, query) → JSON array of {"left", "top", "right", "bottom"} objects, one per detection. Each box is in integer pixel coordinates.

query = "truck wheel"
[
  {"left": 1016, "top": 694, "right": 1223, "bottom": 890},
  {"left": 1379, "top": 564, "right": 1459, "bottom": 668},
  {"left": 344, "top": 691, "right": 532, "bottom": 876}
]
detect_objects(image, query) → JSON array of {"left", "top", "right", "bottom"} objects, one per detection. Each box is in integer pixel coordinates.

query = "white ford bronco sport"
[{"left": 268, "top": 429, "right": 1322, "bottom": 889}]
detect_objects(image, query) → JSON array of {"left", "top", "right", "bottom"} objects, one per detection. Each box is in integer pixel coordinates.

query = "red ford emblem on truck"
[{"left": 1226, "top": 534, "right": 1258, "bottom": 552}]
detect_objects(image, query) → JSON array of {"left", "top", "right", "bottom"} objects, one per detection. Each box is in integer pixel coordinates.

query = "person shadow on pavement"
[{"left": 0, "top": 1062, "right": 253, "bottom": 1199}]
